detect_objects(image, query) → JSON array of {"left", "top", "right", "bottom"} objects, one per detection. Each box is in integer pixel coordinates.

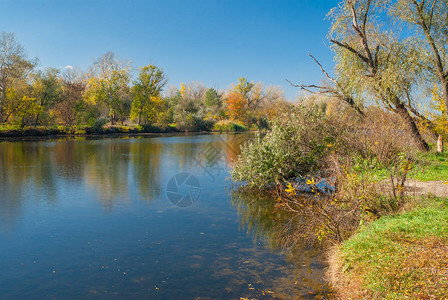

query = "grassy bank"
[
  {"left": 327, "top": 153, "right": 448, "bottom": 298},
  {"left": 0, "top": 122, "right": 249, "bottom": 138},
  {"left": 354, "top": 152, "right": 448, "bottom": 183},
  {"left": 228, "top": 105, "right": 448, "bottom": 297},
  {"left": 0, "top": 124, "right": 178, "bottom": 137},
  {"left": 328, "top": 195, "right": 448, "bottom": 299},
  {"left": 411, "top": 152, "right": 448, "bottom": 182}
]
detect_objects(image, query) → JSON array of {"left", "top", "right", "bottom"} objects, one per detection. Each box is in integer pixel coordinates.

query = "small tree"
[
  {"left": 131, "top": 65, "right": 167, "bottom": 125},
  {"left": 54, "top": 68, "right": 85, "bottom": 126},
  {"left": 205, "top": 88, "right": 221, "bottom": 107},
  {"left": 32, "top": 67, "right": 61, "bottom": 127},
  {"left": 0, "top": 32, "right": 36, "bottom": 123},
  {"left": 85, "top": 52, "right": 130, "bottom": 125},
  {"left": 226, "top": 91, "right": 247, "bottom": 122}
]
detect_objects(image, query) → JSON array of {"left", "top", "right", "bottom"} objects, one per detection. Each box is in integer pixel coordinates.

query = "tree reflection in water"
[{"left": 231, "top": 187, "right": 330, "bottom": 297}]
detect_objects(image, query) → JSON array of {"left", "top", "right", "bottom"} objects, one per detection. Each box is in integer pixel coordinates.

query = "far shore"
[{"left": 0, "top": 125, "right": 251, "bottom": 141}]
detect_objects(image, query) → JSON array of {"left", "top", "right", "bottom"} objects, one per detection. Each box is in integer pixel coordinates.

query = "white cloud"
[{"left": 64, "top": 65, "right": 74, "bottom": 70}]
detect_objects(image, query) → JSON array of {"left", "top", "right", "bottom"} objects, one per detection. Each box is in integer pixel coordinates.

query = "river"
[{"left": 0, "top": 134, "right": 329, "bottom": 299}]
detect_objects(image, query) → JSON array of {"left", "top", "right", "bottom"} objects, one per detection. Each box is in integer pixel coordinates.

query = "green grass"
[
  {"left": 410, "top": 152, "right": 448, "bottom": 181},
  {"left": 0, "top": 124, "right": 183, "bottom": 137},
  {"left": 359, "top": 151, "right": 448, "bottom": 183},
  {"left": 212, "top": 120, "right": 248, "bottom": 132},
  {"left": 335, "top": 196, "right": 448, "bottom": 298}
]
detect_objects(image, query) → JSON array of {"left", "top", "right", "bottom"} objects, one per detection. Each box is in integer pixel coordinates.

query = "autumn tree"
[
  {"left": 54, "top": 68, "right": 85, "bottom": 126},
  {"left": 258, "top": 85, "right": 290, "bottom": 120},
  {"left": 328, "top": 0, "right": 430, "bottom": 151},
  {"left": 0, "top": 32, "right": 36, "bottom": 123},
  {"left": 4, "top": 75, "right": 40, "bottom": 127},
  {"left": 429, "top": 85, "right": 447, "bottom": 136},
  {"left": 32, "top": 67, "right": 62, "bottom": 126},
  {"left": 171, "top": 82, "right": 213, "bottom": 130},
  {"left": 392, "top": 0, "right": 448, "bottom": 132},
  {"left": 178, "top": 81, "right": 207, "bottom": 101},
  {"left": 226, "top": 91, "right": 247, "bottom": 122},
  {"left": 131, "top": 65, "right": 167, "bottom": 125},
  {"left": 85, "top": 52, "right": 130, "bottom": 125},
  {"left": 235, "top": 77, "right": 254, "bottom": 103}
]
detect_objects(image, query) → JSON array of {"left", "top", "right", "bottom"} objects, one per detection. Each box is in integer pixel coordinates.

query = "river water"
[{"left": 0, "top": 134, "right": 329, "bottom": 299}]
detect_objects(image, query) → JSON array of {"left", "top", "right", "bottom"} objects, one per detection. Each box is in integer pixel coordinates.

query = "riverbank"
[
  {"left": 328, "top": 194, "right": 448, "bottom": 298},
  {"left": 327, "top": 152, "right": 448, "bottom": 298},
  {"left": 0, "top": 123, "right": 249, "bottom": 140},
  {"left": 228, "top": 105, "right": 448, "bottom": 297}
]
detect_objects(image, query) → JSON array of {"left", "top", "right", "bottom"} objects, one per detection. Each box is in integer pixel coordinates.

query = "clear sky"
[{"left": 1, "top": 0, "right": 337, "bottom": 100}]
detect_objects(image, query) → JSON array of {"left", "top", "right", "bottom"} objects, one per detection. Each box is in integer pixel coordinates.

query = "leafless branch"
[
  {"left": 285, "top": 78, "right": 331, "bottom": 94},
  {"left": 308, "top": 53, "right": 338, "bottom": 85}
]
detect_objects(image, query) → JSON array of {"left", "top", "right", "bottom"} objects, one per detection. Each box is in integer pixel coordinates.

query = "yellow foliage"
[
  {"left": 226, "top": 91, "right": 247, "bottom": 122},
  {"left": 179, "top": 82, "right": 186, "bottom": 98},
  {"left": 306, "top": 178, "right": 315, "bottom": 185},
  {"left": 285, "top": 182, "right": 296, "bottom": 196},
  {"left": 429, "top": 85, "right": 448, "bottom": 135}
]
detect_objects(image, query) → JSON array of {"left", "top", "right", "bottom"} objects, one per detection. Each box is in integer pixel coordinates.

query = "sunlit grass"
[
  {"left": 411, "top": 152, "right": 448, "bottom": 181},
  {"left": 363, "top": 151, "right": 448, "bottom": 182},
  {"left": 336, "top": 196, "right": 448, "bottom": 298}
]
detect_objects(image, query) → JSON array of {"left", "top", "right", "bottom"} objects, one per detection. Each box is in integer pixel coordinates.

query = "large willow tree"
[
  {"left": 392, "top": 0, "right": 448, "bottom": 133},
  {"left": 329, "top": 0, "right": 430, "bottom": 151}
]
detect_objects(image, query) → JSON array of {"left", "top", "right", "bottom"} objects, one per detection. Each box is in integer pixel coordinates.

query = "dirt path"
[{"left": 405, "top": 180, "right": 448, "bottom": 198}]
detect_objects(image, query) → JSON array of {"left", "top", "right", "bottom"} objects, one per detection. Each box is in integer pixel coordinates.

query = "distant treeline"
[{"left": 0, "top": 32, "right": 290, "bottom": 133}]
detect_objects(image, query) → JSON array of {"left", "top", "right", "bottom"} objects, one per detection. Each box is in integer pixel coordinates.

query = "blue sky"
[{"left": 1, "top": 0, "right": 336, "bottom": 100}]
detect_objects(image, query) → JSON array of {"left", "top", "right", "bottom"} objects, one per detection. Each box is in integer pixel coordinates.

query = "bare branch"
[
  {"left": 347, "top": 1, "right": 375, "bottom": 71},
  {"left": 362, "top": 0, "right": 372, "bottom": 35},
  {"left": 308, "top": 53, "right": 338, "bottom": 85},
  {"left": 428, "top": 0, "right": 437, "bottom": 29},
  {"left": 285, "top": 78, "right": 331, "bottom": 94}
]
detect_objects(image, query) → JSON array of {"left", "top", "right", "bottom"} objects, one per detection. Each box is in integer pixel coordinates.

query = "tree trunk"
[
  {"left": 0, "top": 88, "right": 4, "bottom": 123},
  {"left": 441, "top": 81, "right": 448, "bottom": 132},
  {"left": 394, "top": 102, "right": 430, "bottom": 152},
  {"left": 406, "top": 103, "right": 439, "bottom": 141},
  {"left": 138, "top": 107, "right": 142, "bottom": 125},
  {"left": 34, "top": 112, "right": 40, "bottom": 128},
  {"left": 437, "top": 135, "right": 444, "bottom": 153}
]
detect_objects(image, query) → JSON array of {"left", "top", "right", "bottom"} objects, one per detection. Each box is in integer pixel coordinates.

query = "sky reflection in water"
[{"left": 0, "top": 134, "right": 329, "bottom": 299}]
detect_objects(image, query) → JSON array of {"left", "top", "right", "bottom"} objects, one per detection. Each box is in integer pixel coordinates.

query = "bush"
[
  {"left": 137, "top": 124, "right": 177, "bottom": 133},
  {"left": 90, "top": 117, "right": 108, "bottom": 133},
  {"left": 231, "top": 103, "right": 423, "bottom": 245},
  {"left": 176, "top": 112, "right": 214, "bottom": 131},
  {"left": 231, "top": 105, "right": 338, "bottom": 188},
  {"left": 212, "top": 120, "right": 248, "bottom": 132}
]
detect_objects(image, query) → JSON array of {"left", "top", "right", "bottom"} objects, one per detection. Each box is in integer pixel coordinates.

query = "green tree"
[
  {"left": 14, "top": 96, "right": 41, "bottom": 128},
  {"left": 85, "top": 52, "right": 130, "bottom": 125},
  {"left": 392, "top": 0, "right": 448, "bottom": 132},
  {"left": 131, "top": 65, "right": 167, "bottom": 125},
  {"left": 0, "top": 32, "right": 36, "bottom": 123},
  {"left": 205, "top": 88, "right": 221, "bottom": 107},
  {"left": 32, "top": 67, "right": 62, "bottom": 126},
  {"left": 328, "top": 0, "right": 430, "bottom": 151},
  {"left": 235, "top": 77, "right": 254, "bottom": 103}
]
